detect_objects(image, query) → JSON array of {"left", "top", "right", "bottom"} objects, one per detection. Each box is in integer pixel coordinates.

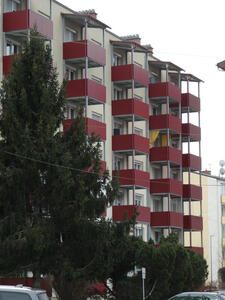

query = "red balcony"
[
  {"left": 66, "top": 79, "right": 106, "bottom": 104},
  {"left": 149, "top": 82, "right": 181, "bottom": 102},
  {"left": 112, "top": 99, "right": 149, "bottom": 120},
  {"left": 111, "top": 64, "right": 148, "bottom": 87},
  {"left": 183, "top": 215, "right": 203, "bottom": 230},
  {"left": 3, "top": 10, "right": 53, "bottom": 39},
  {"left": 63, "top": 40, "right": 106, "bottom": 67},
  {"left": 150, "top": 179, "right": 183, "bottom": 196},
  {"left": 64, "top": 118, "right": 106, "bottom": 140},
  {"left": 183, "top": 184, "right": 202, "bottom": 201},
  {"left": 3, "top": 55, "right": 14, "bottom": 75},
  {"left": 112, "top": 169, "right": 150, "bottom": 189},
  {"left": 149, "top": 114, "right": 181, "bottom": 133},
  {"left": 150, "top": 146, "right": 182, "bottom": 165},
  {"left": 182, "top": 123, "right": 201, "bottom": 141},
  {"left": 112, "top": 205, "right": 151, "bottom": 223},
  {"left": 151, "top": 212, "right": 183, "bottom": 227},
  {"left": 182, "top": 154, "right": 201, "bottom": 171},
  {"left": 112, "top": 134, "right": 149, "bottom": 154},
  {"left": 185, "top": 247, "right": 203, "bottom": 255},
  {"left": 181, "top": 93, "right": 200, "bottom": 112}
]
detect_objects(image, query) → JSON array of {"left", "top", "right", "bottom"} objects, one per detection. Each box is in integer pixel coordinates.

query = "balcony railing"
[
  {"left": 183, "top": 184, "right": 202, "bottom": 201},
  {"left": 185, "top": 247, "right": 203, "bottom": 255},
  {"left": 150, "top": 178, "right": 183, "bottom": 196},
  {"left": 63, "top": 40, "right": 106, "bottom": 67},
  {"left": 111, "top": 64, "right": 148, "bottom": 87},
  {"left": 64, "top": 118, "right": 106, "bottom": 140},
  {"left": 112, "top": 205, "right": 151, "bottom": 223},
  {"left": 182, "top": 123, "right": 201, "bottom": 142},
  {"left": 149, "top": 114, "right": 181, "bottom": 133},
  {"left": 3, "top": 55, "right": 14, "bottom": 75},
  {"left": 181, "top": 93, "right": 200, "bottom": 112},
  {"left": 112, "top": 169, "right": 150, "bottom": 189},
  {"left": 112, "top": 99, "right": 149, "bottom": 120},
  {"left": 3, "top": 10, "right": 53, "bottom": 39},
  {"left": 150, "top": 146, "right": 182, "bottom": 165},
  {"left": 183, "top": 215, "right": 203, "bottom": 230},
  {"left": 182, "top": 154, "right": 201, "bottom": 171},
  {"left": 66, "top": 79, "right": 106, "bottom": 104},
  {"left": 151, "top": 211, "right": 183, "bottom": 227},
  {"left": 149, "top": 82, "right": 181, "bottom": 102},
  {"left": 112, "top": 134, "right": 149, "bottom": 154}
]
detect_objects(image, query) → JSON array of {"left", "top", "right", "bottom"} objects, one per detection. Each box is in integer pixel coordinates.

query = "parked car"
[
  {"left": 0, "top": 285, "right": 49, "bottom": 300},
  {"left": 168, "top": 291, "right": 225, "bottom": 299}
]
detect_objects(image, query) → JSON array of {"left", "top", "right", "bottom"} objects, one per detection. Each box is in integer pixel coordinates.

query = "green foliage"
[{"left": 0, "top": 30, "right": 119, "bottom": 300}]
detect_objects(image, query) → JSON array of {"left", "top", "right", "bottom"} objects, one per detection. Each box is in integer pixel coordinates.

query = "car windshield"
[{"left": 38, "top": 293, "right": 49, "bottom": 300}]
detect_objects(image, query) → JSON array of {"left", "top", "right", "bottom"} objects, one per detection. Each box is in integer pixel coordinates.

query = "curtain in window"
[{"left": 149, "top": 130, "right": 160, "bottom": 148}]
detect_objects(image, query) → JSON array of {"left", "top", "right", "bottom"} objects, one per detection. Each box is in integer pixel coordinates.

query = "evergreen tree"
[{"left": 0, "top": 30, "right": 118, "bottom": 299}]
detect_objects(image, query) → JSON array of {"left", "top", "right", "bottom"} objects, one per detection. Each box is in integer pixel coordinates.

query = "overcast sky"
[{"left": 59, "top": 0, "right": 225, "bottom": 176}]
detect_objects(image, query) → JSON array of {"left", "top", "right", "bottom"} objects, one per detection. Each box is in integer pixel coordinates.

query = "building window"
[
  {"left": 153, "top": 199, "right": 162, "bottom": 212},
  {"left": 135, "top": 225, "right": 143, "bottom": 238},
  {"left": 6, "top": 40, "right": 19, "bottom": 56},
  {"left": 114, "top": 155, "right": 123, "bottom": 170},
  {"left": 67, "top": 106, "right": 76, "bottom": 119},
  {"left": 7, "top": 0, "right": 20, "bottom": 12},
  {"left": 113, "top": 53, "right": 122, "bottom": 66},
  {"left": 66, "top": 67, "right": 77, "bottom": 81},
  {"left": 114, "top": 88, "right": 123, "bottom": 100},
  {"left": 64, "top": 27, "right": 77, "bottom": 42},
  {"left": 135, "top": 194, "right": 143, "bottom": 206},
  {"left": 114, "top": 121, "right": 123, "bottom": 135},
  {"left": 134, "top": 127, "right": 143, "bottom": 136},
  {"left": 92, "top": 112, "right": 102, "bottom": 122},
  {"left": 134, "top": 160, "right": 143, "bottom": 171}
]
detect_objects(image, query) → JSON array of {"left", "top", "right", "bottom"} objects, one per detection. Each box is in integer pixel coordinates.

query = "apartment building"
[{"left": 1, "top": 0, "right": 203, "bottom": 253}]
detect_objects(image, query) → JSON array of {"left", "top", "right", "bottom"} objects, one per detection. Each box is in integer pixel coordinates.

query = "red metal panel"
[
  {"left": 182, "top": 123, "right": 201, "bottom": 141},
  {"left": 150, "top": 178, "right": 183, "bottom": 196},
  {"left": 3, "top": 55, "right": 14, "bottom": 75},
  {"left": 182, "top": 154, "right": 201, "bottom": 170},
  {"left": 63, "top": 118, "right": 106, "bottom": 140},
  {"left": 149, "top": 114, "right": 181, "bottom": 133},
  {"left": 112, "top": 134, "right": 149, "bottom": 153},
  {"left": 150, "top": 146, "right": 182, "bottom": 165},
  {"left": 181, "top": 93, "right": 200, "bottom": 112},
  {"left": 112, "top": 205, "right": 151, "bottom": 223},
  {"left": 185, "top": 247, "right": 203, "bottom": 255},
  {"left": 86, "top": 118, "right": 106, "bottom": 140},
  {"left": 0, "top": 278, "right": 52, "bottom": 297},
  {"left": 111, "top": 64, "right": 148, "bottom": 86},
  {"left": 112, "top": 99, "right": 149, "bottom": 120},
  {"left": 63, "top": 40, "right": 106, "bottom": 66},
  {"left": 149, "top": 82, "right": 181, "bottom": 102},
  {"left": 183, "top": 215, "right": 203, "bottom": 230},
  {"left": 3, "top": 10, "right": 53, "bottom": 39},
  {"left": 183, "top": 184, "right": 202, "bottom": 201},
  {"left": 66, "top": 79, "right": 106, "bottom": 103},
  {"left": 112, "top": 169, "right": 150, "bottom": 188},
  {"left": 151, "top": 211, "right": 183, "bottom": 227}
]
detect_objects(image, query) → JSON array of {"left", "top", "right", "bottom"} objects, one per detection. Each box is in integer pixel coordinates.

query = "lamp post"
[{"left": 142, "top": 267, "right": 146, "bottom": 300}]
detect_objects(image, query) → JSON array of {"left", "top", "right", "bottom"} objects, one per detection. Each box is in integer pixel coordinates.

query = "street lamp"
[{"left": 142, "top": 267, "right": 146, "bottom": 300}]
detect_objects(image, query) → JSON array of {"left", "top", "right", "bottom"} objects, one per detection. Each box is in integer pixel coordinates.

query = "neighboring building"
[
  {"left": 0, "top": 0, "right": 203, "bottom": 252},
  {"left": 200, "top": 171, "right": 225, "bottom": 285}
]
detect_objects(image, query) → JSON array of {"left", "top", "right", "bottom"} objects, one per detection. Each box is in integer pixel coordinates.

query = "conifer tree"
[{"left": 0, "top": 30, "right": 118, "bottom": 298}]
